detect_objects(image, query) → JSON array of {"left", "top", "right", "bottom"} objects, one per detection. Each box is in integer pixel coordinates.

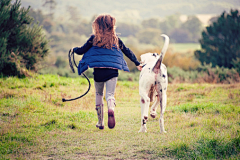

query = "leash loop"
[{"left": 62, "top": 50, "right": 91, "bottom": 102}]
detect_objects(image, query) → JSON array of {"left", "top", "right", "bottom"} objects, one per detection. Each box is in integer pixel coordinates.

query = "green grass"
[
  {"left": 0, "top": 75, "right": 240, "bottom": 159},
  {"left": 169, "top": 43, "right": 201, "bottom": 53}
]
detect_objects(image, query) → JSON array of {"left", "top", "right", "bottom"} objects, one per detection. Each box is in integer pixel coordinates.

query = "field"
[
  {"left": 0, "top": 74, "right": 240, "bottom": 159},
  {"left": 169, "top": 43, "right": 201, "bottom": 53}
]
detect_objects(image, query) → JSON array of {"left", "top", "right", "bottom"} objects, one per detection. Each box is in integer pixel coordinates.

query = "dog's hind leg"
[
  {"left": 159, "top": 90, "right": 167, "bottom": 133},
  {"left": 138, "top": 92, "right": 150, "bottom": 133},
  {"left": 155, "top": 82, "right": 167, "bottom": 133},
  {"left": 150, "top": 94, "right": 159, "bottom": 118}
]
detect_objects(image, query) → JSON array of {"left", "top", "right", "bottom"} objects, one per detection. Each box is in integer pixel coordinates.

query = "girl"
[{"left": 72, "top": 14, "right": 142, "bottom": 130}]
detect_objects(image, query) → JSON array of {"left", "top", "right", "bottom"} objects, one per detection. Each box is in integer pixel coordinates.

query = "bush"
[
  {"left": 167, "top": 64, "right": 240, "bottom": 84},
  {"left": 232, "top": 58, "right": 240, "bottom": 74}
]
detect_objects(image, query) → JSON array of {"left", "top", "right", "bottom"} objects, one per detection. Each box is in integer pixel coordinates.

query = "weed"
[
  {"left": 43, "top": 119, "right": 57, "bottom": 126},
  {"left": 67, "top": 123, "right": 77, "bottom": 129}
]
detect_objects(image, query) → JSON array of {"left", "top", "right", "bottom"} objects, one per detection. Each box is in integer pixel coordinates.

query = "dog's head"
[{"left": 140, "top": 53, "right": 160, "bottom": 66}]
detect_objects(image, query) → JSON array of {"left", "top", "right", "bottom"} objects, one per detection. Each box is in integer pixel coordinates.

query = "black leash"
[{"left": 62, "top": 50, "right": 91, "bottom": 102}]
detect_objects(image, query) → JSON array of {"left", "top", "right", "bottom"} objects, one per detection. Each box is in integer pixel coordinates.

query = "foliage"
[
  {"left": 180, "top": 16, "right": 203, "bottom": 42},
  {"left": 21, "top": 0, "right": 239, "bottom": 19},
  {"left": 169, "top": 28, "right": 192, "bottom": 43},
  {"left": 232, "top": 57, "right": 240, "bottom": 73},
  {"left": 167, "top": 64, "right": 240, "bottom": 83},
  {"left": 159, "top": 14, "right": 182, "bottom": 34},
  {"left": 141, "top": 18, "right": 160, "bottom": 29},
  {"left": 135, "top": 28, "right": 163, "bottom": 45},
  {"left": 139, "top": 14, "right": 202, "bottom": 43},
  {"left": 54, "top": 56, "right": 67, "bottom": 68},
  {"left": 163, "top": 51, "right": 201, "bottom": 70},
  {"left": 42, "top": 0, "right": 57, "bottom": 18},
  {"left": 24, "top": 3, "right": 240, "bottom": 79},
  {"left": 72, "top": 19, "right": 92, "bottom": 36},
  {"left": 28, "top": 8, "right": 45, "bottom": 25},
  {"left": 0, "top": 0, "right": 49, "bottom": 78},
  {"left": 194, "top": 9, "right": 240, "bottom": 69},
  {"left": 116, "top": 22, "right": 140, "bottom": 37}
]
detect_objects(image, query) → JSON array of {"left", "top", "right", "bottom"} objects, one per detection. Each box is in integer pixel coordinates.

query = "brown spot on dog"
[
  {"left": 150, "top": 114, "right": 156, "bottom": 118},
  {"left": 141, "top": 98, "right": 145, "bottom": 103},
  {"left": 148, "top": 85, "right": 155, "bottom": 102}
]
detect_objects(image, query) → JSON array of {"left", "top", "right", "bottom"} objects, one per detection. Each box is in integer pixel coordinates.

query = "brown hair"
[{"left": 92, "top": 14, "right": 119, "bottom": 49}]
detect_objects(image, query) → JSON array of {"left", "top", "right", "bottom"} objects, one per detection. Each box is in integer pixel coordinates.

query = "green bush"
[{"left": 232, "top": 57, "right": 240, "bottom": 74}]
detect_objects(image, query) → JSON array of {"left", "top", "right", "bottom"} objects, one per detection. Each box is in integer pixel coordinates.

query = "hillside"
[{"left": 21, "top": 0, "right": 240, "bottom": 23}]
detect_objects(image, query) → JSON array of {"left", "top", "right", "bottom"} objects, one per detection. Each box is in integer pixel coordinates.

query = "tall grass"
[{"left": 0, "top": 75, "right": 239, "bottom": 159}]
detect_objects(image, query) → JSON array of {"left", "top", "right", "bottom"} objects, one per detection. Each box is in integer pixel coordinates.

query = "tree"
[
  {"left": 116, "top": 22, "right": 140, "bottom": 37},
  {"left": 194, "top": 9, "right": 240, "bottom": 68},
  {"left": 28, "top": 8, "right": 45, "bottom": 25},
  {"left": 169, "top": 28, "right": 191, "bottom": 43},
  {"left": 135, "top": 28, "right": 162, "bottom": 45},
  {"left": 0, "top": 0, "right": 49, "bottom": 77},
  {"left": 141, "top": 18, "right": 160, "bottom": 29},
  {"left": 66, "top": 6, "right": 81, "bottom": 22},
  {"left": 181, "top": 16, "right": 203, "bottom": 43},
  {"left": 159, "top": 14, "right": 181, "bottom": 35}
]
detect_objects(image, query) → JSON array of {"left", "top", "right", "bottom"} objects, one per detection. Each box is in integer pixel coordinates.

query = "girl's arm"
[
  {"left": 118, "top": 38, "right": 140, "bottom": 66},
  {"left": 73, "top": 35, "right": 94, "bottom": 55}
]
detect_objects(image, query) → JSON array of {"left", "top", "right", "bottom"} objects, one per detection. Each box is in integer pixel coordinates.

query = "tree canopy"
[
  {"left": 0, "top": 0, "right": 49, "bottom": 77},
  {"left": 194, "top": 9, "right": 240, "bottom": 68}
]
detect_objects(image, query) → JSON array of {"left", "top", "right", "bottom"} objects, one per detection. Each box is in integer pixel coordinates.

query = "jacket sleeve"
[
  {"left": 73, "top": 35, "right": 94, "bottom": 55},
  {"left": 118, "top": 38, "right": 140, "bottom": 66}
]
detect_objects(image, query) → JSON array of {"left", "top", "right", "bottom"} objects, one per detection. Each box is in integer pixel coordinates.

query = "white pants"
[{"left": 94, "top": 77, "right": 117, "bottom": 106}]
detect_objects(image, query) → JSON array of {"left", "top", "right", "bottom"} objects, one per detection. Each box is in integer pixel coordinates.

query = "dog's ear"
[
  {"left": 152, "top": 55, "right": 162, "bottom": 74},
  {"left": 140, "top": 54, "right": 147, "bottom": 63}
]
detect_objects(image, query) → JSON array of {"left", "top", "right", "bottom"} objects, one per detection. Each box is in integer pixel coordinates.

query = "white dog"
[{"left": 138, "top": 34, "right": 169, "bottom": 133}]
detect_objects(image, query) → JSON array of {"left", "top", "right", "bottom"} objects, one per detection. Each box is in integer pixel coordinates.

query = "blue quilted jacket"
[
  {"left": 78, "top": 46, "right": 129, "bottom": 75},
  {"left": 73, "top": 35, "right": 140, "bottom": 75}
]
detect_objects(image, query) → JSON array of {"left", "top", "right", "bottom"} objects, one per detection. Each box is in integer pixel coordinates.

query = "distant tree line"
[
  {"left": 28, "top": 9, "right": 203, "bottom": 44},
  {"left": 27, "top": 5, "right": 240, "bottom": 74}
]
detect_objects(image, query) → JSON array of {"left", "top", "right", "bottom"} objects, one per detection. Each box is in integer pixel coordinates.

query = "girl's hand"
[
  {"left": 70, "top": 48, "right": 74, "bottom": 53},
  {"left": 137, "top": 65, "right": 142, "bottom": 71}
]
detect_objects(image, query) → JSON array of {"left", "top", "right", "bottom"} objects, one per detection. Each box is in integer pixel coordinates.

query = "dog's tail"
[
  {"left": 160, "top": 34, "right": 169, "bottom": 60},
  {"left": 153, "top": 34, "right": 169, "bottom": 73}
]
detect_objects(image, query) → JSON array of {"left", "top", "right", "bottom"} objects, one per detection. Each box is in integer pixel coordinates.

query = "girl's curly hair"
[{"left": 92, "top": 14, "right": 119, "bottom": 49}]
